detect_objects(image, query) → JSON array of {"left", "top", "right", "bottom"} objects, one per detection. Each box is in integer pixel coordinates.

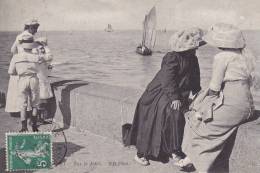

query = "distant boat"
[
  {"left": 136, "top": 6, "right": 157, "bottom": 56},
  {"left": 162, "top": 28, "right": 167, "bottom": 33},
  {"left": 105, "top": 24, "right": 113, "bottom": 32}
]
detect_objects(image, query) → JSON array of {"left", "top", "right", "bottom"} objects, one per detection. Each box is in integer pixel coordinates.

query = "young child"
[
  {"left": 33, "top": 37, "right": 54, "bottom": 121},
  {"left": 8, "top": 34, "right": 41, "bottom": 132}
]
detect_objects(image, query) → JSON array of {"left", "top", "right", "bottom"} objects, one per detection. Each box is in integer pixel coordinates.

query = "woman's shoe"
[
  {"left": 134, "top": 155, "right": 150, "bottom": 166},
  {"left": 175, "top": 157, "right": 195, "bottom": 172},
  {"left": 174, "top": 157, "right": 193, "bottom": 168},
  {"left": 172, "top": 153, "right": 182, "bottom": 162}
]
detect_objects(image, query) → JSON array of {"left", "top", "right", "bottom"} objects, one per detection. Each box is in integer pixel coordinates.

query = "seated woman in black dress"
[{"left": 124, "top": 28, "right": 206, "bottom": 165}]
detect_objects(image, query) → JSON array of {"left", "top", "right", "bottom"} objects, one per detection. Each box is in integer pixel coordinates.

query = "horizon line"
[{"left": 0, "top": 29, "right": 260, "bottom": 32}]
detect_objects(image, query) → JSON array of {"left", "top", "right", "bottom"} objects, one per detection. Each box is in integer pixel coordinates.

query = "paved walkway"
[{"left": 1, "top": 108, "right": 260, "bottom": 173}]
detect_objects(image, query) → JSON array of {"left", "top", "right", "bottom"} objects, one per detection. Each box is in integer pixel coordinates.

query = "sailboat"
[
  {"left": 105, "top": 24, "right": 113, "bottom": 32},
  {"left": 136, "top": 6, "right": 157, "bottom": 56},
  {"left": 162, "top": 28, "right": 167, "bottom": 33}
]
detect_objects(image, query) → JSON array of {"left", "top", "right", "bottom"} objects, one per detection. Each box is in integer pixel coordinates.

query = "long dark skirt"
[{"left": 124, "top": 88, "right": 185, "bottom": 158}]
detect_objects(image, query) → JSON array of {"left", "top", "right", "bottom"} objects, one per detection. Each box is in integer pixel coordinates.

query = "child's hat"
[{"left": 25, "top": 18, "right": 40, "bottom": 26}]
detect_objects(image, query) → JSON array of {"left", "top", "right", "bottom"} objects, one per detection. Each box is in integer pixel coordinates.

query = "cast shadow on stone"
[
  {"left": 51, "top": 80, "right": 88, "bottom": 130},
  {"left": 46, "top": 80, "right": 82, "bottom": 120},
  {"left": 53, "top": 142, "right": 84, "bottom": 166}
]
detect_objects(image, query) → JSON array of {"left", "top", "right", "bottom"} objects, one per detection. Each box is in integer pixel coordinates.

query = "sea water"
[{"left": 0, "top": 30, "right": 259, "bottom": 107}]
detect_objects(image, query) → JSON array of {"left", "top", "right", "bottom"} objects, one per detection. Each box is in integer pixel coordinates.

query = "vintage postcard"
[{"left": 0, "top": 0, "right": 260, "bottom": 172}]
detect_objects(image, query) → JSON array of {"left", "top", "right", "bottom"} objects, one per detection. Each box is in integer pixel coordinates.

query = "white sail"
[{"left": 142, "top": 6, "right": 157, "bottom": 50}]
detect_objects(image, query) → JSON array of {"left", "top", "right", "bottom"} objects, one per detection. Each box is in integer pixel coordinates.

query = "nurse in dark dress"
[{"left": 124, "top": 28, "right": 206, "bottom": 165}]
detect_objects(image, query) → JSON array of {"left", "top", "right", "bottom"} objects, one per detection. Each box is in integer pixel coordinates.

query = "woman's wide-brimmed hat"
[
  {"left": 169, "top": 27, "right": 206, "bottom": 52},
  {"left": 20, "top": 35, "right": 37, "bottom": 49},
  {"left": 25, "top": 18, "right": 40, "bottom": 26},
  {"left": 203, "top": 23, "right": 245, "bottom": 49}
]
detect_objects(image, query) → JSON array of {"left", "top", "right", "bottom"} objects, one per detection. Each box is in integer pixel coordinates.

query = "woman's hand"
[{"left": 171, "top": 100, "right": 182, "bottom": 110}]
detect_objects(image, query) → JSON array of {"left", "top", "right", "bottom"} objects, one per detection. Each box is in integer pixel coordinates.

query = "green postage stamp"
[{"left": 6, "top": 132, "right": 52, "bottom": 171}]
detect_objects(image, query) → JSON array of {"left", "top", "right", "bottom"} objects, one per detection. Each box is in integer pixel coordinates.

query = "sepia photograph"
[{"left": 0, "top": 0, "right": 260, "bottom": 172}]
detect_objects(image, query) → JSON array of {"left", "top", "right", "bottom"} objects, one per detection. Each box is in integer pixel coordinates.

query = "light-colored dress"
[
  {"left": 37, "top": 46, "right": 53, "bottom": 99},
  {"left": 182, "top": 50, "right": 255, "bottom": 172},
  {"left": 5, "top": 30, "right": 33, "bottom": 113}
]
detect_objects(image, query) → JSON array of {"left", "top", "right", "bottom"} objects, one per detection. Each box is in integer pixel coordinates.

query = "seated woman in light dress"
[{"left": 177, "top": 23, "right": 258, "bottom": 173}]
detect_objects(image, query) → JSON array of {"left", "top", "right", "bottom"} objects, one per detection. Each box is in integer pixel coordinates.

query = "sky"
[{"left": 0, "top": 0, "right": 260, "bottom": 31}]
